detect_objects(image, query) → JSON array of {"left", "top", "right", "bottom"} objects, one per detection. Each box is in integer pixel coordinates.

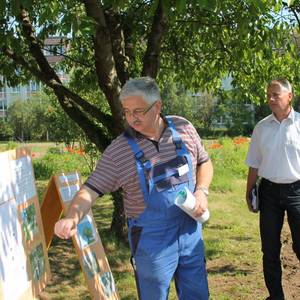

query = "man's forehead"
[{"left": 121, "top": 95, "right": 148, "bottom": 107}]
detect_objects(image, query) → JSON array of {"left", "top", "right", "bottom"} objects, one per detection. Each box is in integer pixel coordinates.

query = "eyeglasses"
[{"left": 123, "top": 101, "right": 157, "bottom": 118}]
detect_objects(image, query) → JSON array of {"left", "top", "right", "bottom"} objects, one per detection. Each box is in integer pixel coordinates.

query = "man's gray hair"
[
  {"left": 119, "top": 77, "right": 161, "bottom": 104},
  {"left": 268, "top": 78, "right": 293, "bottom": 94}
]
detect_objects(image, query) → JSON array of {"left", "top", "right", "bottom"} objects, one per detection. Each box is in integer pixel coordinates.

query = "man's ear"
[{"left": 156, "top": 100, "right": 162, "bottom": 112}]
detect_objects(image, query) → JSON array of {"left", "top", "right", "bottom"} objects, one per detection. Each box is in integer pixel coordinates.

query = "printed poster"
[
  {"left": 77, "top": 215, "right": 97, "bottom": 249},
  {"left": 10, "top": 156, "right": 37, "bottom": 204},
  {"left": 59, "top": 184, "right": 80, "bottom": 203}
]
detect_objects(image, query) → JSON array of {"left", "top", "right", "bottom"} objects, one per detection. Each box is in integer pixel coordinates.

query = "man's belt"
[{"left": 262, "top": 178, "right": 300, "bottom": 188}]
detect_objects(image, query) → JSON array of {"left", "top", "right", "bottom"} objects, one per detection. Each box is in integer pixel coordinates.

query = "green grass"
[
  {"left": 0, "top": 141, "right": 63, "bottom": 154},
  {"left": 3, "top": 139, "right": 270, "bottom": 299}
]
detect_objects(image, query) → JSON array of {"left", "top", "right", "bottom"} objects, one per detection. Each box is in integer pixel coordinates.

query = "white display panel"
[{"left": 0, "top": 200, "right": 30, "bottom": 300}]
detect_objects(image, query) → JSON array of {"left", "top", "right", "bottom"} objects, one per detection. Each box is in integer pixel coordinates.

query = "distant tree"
[
  {"left": 162, "top": 81, "right": 214, "bottom": 131},
  {"left": 7, "top": 99, "right": 31, "bottom": 141}
]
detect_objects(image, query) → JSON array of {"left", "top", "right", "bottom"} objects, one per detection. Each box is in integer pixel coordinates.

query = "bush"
[
  {"left": 33, "top": 152, "right": 89, "bottom": 180},
  {"left": 0, "top": 121, "right": 14, "bottom": 140},
  {"left": 46, "top": 147, "right": 62, "bottom": 154},
  {"left": 5, "top": 141, "right": 18, "bottom": 150}
]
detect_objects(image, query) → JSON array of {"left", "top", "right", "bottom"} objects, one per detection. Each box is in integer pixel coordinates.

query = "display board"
[
  {"left": 0, "top": 147, "right": 51, "bottom": 300},
  {"left": 41, "top": 171, "right": 120, "bottom": 300}
]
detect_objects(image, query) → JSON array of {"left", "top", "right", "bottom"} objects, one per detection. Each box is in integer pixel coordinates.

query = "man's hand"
[
  {"left": 246, "top": 189, "right": 256, "bottom": 213},
  {"left": 246, "top": 167, "right": 258, "bottom": 213},
  {"left": 193, "top": 189, "right": 208, "bottom": 218},
  {"left": 54, "top": 217, "right": 78, "bottom": 239}
]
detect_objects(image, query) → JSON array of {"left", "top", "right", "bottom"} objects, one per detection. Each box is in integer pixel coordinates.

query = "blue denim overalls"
[{"left": 125, "top": 117, "right": 209, "bottom": 300}]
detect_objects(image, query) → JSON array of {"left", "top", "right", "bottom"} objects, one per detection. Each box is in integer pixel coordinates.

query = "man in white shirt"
[{"left": 246, "top": 78, "right": 300, "bottom": 300}]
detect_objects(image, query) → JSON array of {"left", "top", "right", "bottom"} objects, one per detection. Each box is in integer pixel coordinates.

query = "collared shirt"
[
  {"left": 85, "top": 115, "right": 209, "bottom": 218},
  {"left": 246, "top": 108, "right": 300, "bottom": 183}
]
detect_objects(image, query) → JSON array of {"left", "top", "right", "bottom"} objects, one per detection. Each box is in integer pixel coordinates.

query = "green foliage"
[
  {"left": 6, "top": 95, "right": 52, "bottom": 141},
  {"left": 0, "top": 120, "right": 14, "bottom": 140},
  {"left": 1, "top": 0, "right": 299, "bottom": 150},
  {"left": 46, "top": 147, "right": 62, "bottom": 154},
  {"left": 161, "top": 80, "right": 214, "bottom": 130},
  {"left": 1, "top": 0, "right": 299, "bottom": 102},
  {"left": 4, "top": 141, "right": 18, "bottom": 150},
  {"left": 33, "top": 151, "right": 89, "bottom": 180},
  {"left": 212, "top": 89, "right": 257, "bottom": 136},
  {"left": 78, "top": 137, "right": 101, "bottom": 172},
  {"left": 44, "top": 91, "right": 83, "bottom": 145}
]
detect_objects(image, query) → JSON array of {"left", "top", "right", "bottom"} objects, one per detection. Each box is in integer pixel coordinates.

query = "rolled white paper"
[{"left": 175, "top": 187, "right": 210, "bottom": 223}]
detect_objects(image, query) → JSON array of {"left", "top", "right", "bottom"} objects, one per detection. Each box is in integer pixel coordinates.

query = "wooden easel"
[{"left": 41, "top": 171, "right": 120, "bottom": 300}]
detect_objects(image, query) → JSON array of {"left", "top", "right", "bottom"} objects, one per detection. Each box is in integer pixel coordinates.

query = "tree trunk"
[{"left": 110, "top": 189, "right": 127, "bottom": 241}]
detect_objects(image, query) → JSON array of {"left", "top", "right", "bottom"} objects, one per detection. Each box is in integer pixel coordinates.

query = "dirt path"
[{"left": 281, "top": 221, "right": 300, "bottom": 300}]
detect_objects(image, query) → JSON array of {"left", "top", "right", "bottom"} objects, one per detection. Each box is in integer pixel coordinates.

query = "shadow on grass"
[
  {"left": 208, "top": 264, "right": 253, "bottom": 276},
  {"left": 230, "top": 236, "right": 252, "bottom": 242},
  {"left": 47, "top": 237, "right": 82, "bottom": 284},
  {"left": 206, "top": 224, "right": 233, "bottom": 230}
]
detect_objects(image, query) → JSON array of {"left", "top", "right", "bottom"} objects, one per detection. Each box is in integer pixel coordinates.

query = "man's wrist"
[{"left": 195, "top": 186, "right": 209, "bottom": 196}]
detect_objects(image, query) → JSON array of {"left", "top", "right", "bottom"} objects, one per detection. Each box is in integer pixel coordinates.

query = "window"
[
  {"left": 29, "top": 81, "right": 40, "bottom": 92},
  {"left": 11, "top": 86, "right": 20, "bottom": 93},
  {"left": 0, "top": 99, "right": 7, "bottom": 110},
  {"left": 0, "top": 86, "right": 5, "bottom": 98},
  {"left": 44, "top": 44, "right": 64, "bottom": 56}
]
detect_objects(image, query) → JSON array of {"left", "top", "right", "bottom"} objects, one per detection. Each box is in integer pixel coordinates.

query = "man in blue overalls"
[{"left": 55, "top": 77, "right": 213, "bottom": 299}]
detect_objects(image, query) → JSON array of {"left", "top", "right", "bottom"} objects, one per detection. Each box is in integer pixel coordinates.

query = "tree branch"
[
  {"left": 11, "top": 6, "right": 118, "bottom": 135},
  {"left": 3, "top": 46, "right": 115, "bottom": 133},
  {"left": 81, "top": 0, "right": 124, "bottom": 135},
  {"left": 290, "top": 7, "right": 300, "bottom": 28},
  {"left": 40, "top": 46, "right": 94, "bottom": 69},
  {"left": 142, "top": 0, "right": 168, "bottom": 78},
  {"left": 18, "top": 8, "right": 62, "bottom": 84},
  {"left": 3, "top": 48, "right": 110, "bottom": 150},
  {"left": 105, "top": 9, "right": 130, "bottom": 85},
  {"left": 53, "top": 88, "right": 111, "bottom": 152}
]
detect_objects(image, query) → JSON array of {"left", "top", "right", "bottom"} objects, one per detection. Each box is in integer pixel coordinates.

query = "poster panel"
[
  {"left": 0, "top": 147, "right": 51, "bottom": 300},
  {"left": 54, "top": 172, "right": 120, "bottom": 300}
]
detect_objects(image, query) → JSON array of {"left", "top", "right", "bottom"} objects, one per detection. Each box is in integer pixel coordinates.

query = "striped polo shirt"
[{"left": 85, "top": 115, "right": 209, "bottom": 218}]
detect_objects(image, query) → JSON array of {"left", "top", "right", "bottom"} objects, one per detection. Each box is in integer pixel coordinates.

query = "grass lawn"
[{"left": 38, "top": 177, "right": 268, "bottom": 300}]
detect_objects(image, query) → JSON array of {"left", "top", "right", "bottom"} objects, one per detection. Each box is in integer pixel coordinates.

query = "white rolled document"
[{"left": 175, "top": 187, "right": 210, "bottom": 223}]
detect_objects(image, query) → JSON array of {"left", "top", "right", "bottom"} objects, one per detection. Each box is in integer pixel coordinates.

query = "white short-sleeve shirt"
[{"left": 246, "top": 108, "right": 300, "bottom": 183}]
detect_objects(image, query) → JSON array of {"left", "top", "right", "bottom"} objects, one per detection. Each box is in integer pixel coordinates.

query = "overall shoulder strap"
[
  {"left": 124, "top": 132, "right": 152, "bottom": 200},
  {"left": 165, "top": 116, "right": 195, "bottom": 189}
]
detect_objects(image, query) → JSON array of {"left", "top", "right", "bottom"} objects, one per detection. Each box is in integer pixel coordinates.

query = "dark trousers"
[{"left": 259, "top": 179, "right": 300, "bottom": 300}]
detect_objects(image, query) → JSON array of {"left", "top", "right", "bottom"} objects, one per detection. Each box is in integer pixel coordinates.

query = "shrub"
[
  {"left": 5, "top": 141, "right": 18, "bottom": 150},
  {"left": 46, "top": 147, "right": 62, "bottom": 154},
  {"left": 33, "top": 152, "right": 89, "bottom": 180}
]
